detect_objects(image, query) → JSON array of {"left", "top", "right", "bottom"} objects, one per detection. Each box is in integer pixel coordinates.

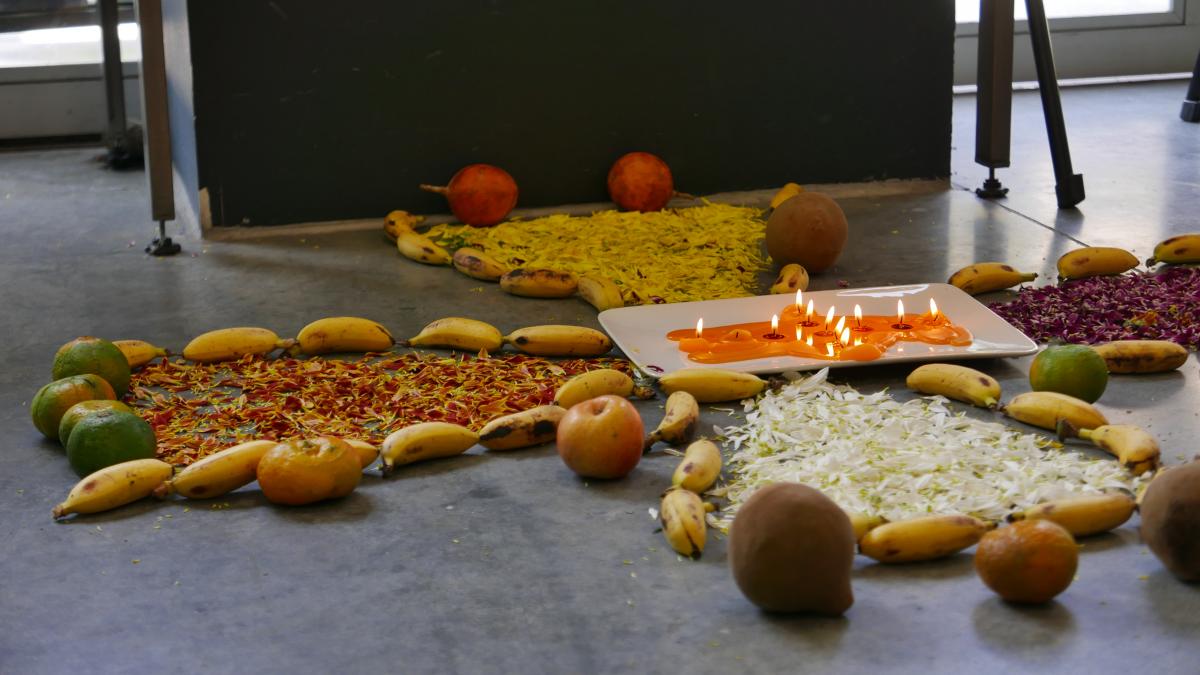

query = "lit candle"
[
  {"left": 679, "top": 317, "right": 710, "bottom": 352},
  {"left": 696, "top": 317, "right": 704, "bottom": 338},
  {"left": 805, "top": 300, "right": 815, "bottom": 325},
  {"left": 897, "top": 299, "right": 905, "bottom": 325},
  {"left": 854, "top": 304, "right": 863, "bottom": 329},
  {"left": 928, "top": 298, "right": 941, "bottom": 324},
  {"left": 834, "top": 316, "right": 846, "bottom": 335},
  {"left": 795, "top": 289, "right": 803, "bottom": 315},
  {"left": 824, "top": 306, "right": 836, "bottom": 333},
  {"left": 772, "top": 314, "right": 779, "bottom": 334},
  {"left": 840, "top": 327, "right": 851, "bottom": 346}
]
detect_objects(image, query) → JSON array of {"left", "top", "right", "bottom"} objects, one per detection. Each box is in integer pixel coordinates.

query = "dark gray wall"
[{"left": 185, "top": 1, "right": 955, "bottom": 227}]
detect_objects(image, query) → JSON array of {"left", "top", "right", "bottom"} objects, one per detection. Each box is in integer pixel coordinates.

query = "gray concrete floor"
[{"left": 2, "top": 81, "right": 1199, "bottom": 674}]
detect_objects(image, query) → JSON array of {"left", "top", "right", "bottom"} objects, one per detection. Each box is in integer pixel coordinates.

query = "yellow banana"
[
  {"left": 1146, "top": 233, "right": 1200, "bottom": 266},
  {"left": 1057, "top": 246, "right": 1139, "bottom": 281},
  {"left": 53, "top": 458, "right": 174, "bottom": 520},
  {"left": 405, "top": 317, "right": 503, "bottom": 352},
  {"left": 905, "top": 363, "right": 1001, "bottom": 409},
  {"left": 383, "top": 209, "right": 424, "bottom": 242},
  {"left": 292, "top": 316, "right": 394, "bottom": 355},
  {"left": 671, "top": 439, "right": 722, "bottom": 493},
  {"left": 1003, "top": 391, "right": 1108, "bottom": 432},
  {"left": 576, "top": 275, "right": 625, "bottom": 312},
  {"left": 396, "top": 229, "right": 451, "bottom": 265},
  {"left": 380, "top": 422, "right": 479, "bottom": 474},
  {"left": 345, "top": 439, "right": 379, "bottom": 468},
  {"left": 182, "top": 327, "right": 294, "bottom": 363},
  {"left": 1091, "top": 340, "right": 1188, "bottom": 374},
  {"left": 1007, "top": 492, "right": 1136, "bottom": 537},
  {"left": 660, "top": 488, "right": 707, "bottom": 558},
  {"left": 155, "top": 439, "right": 278, "bottom": 499},
  {"left": 499, "top": 268, "right": 579, "bottom": 298},
  {"left": 847, "top": 512, "right": 887, "bottom": 543},
  {"left": 858, "top": 514, "right": 995, "bottom": 564},
  {"left": 769, "top": 182, "right": 804, "bottom": 209},
  {"left": 768, "top": 263, "right": 809, "bottom": 295},
  {"left": 112, "top": 339, "right": 169, "bottom": 369},
  {"left": 503, "top": 325, "right": 612, "bottom": 357},
  {"left": 947, "top": 262, "right": 1038, "bottom": 295},
  {"left": 645, "top": 390, "right": 699, "bottom": 450},
  {"left": 1078, "top": 424, "right": 1161, "bottom": 475},
  {"left": 452, "top": 247, "right": 510, "bottom": 281},
  {"left": 657, "top": 368, "right": 766, "bottom": 403},
  {"left": 553, "top": 369, "right": 633, "bottom": 409},
  {"left": 478, "top": 405, "right": 566, "bottom": 451}
]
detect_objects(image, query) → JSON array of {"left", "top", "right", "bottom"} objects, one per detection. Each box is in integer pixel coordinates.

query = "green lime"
[
  {"left": 58, "top": 399, "right": 134, "bottom": 446},
  {"left": 65, "top": 409, "right": 157, "bottom": 477},
  {"left": 52, "top": 337, "right": 131, "bottom": 396},
  {"left": 1029, "top": 344, "right": 1109, "bottom": 403},
  {"left": 30, "top": 374, "right": 117, "bottom": 441}
]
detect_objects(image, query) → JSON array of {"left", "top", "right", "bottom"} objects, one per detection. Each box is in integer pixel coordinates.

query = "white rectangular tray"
[{"left": 598, "top": 283, "right": 1038, "bottom": 376}]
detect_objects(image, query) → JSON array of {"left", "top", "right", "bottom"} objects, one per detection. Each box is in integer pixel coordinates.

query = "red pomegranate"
[
  {"left": 607, "top": 152, "right": 676, "bottom": 212},
  {"left": 420, "top": 164, "right": 518, "bottom": 227}
]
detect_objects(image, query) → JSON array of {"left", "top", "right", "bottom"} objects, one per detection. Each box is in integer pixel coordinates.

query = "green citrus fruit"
[
  {"left": 65, "top": 409, "right": 157, "bottom": 477},
  {"left": 1029, "top": 344, "right": 1109, "bottom": 403},
  {"left": 52, "top": 336, "right": 131, "bottom": 397},
  {"left": 30, "top": 374, "right": 117, "bottom": 441},
  {"left": 58, "top": 399, "right": 134, "bottom": 446}
]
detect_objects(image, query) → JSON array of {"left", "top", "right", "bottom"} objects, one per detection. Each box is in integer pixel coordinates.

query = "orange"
[
  {"left": 256, "top": 437, "right": 362, "bottom": 506},
  {"left": 975, "top": 520, "right": 1078, "bottom": 604},
  {"left": 30, "top": 374, "right": 117, "bottom": 441},
  {"left": 52, "top": 337, "right": 132, "bottom": 396},
  {"left": 1029, "top": 344, "right": 1108, "bottom": 403}
]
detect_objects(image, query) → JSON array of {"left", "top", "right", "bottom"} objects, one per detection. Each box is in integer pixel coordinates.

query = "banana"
[
  {"left": 499, "top": 268, "right": 578, "bottom": 298},
  {"left": 769, "top": 182, "right": 804, "bottom": 209},
  {"left": 345, "top": 439, "right": 380, "bottom": 468},
  {"left": 380, "top": 422, "right": 479, "bottom": 474},
  {"left": 53, "top": 458, "right": 174, "bottom": 520},
  {"left": 576, "top": 275, "right": 626, "bottom": 312},
  {"left": 292, "top": 316, "right": 394, "bottom": 355},
  {"left": 405, "top": 317, "right": 503, "bottom": 352},
  {"left": 1077, "top": 424, "right": 1161, "bottom": 475},
  {"left": 660, "top": 488, "right": 707, "bottom": 559},
  {"left": 1091, "top": 340, "right": 1189, "bottom": 374},
  {"left": 947, "top": 262, "right": 1038, "bottom": 295},
  {"left": 182, "top": 327, "right": 294, "bottom": 363},
  {"left": 112, "top": 339, "right": 169, "bottom": 368},
  {"left": 554, "top": 369, "right": 633, "bottom": 409},
  {"left": 1146, "top": 233, "right": 1200, "bottom": 266},
  {"left": 155, "top": 439, "right": 278, "bottom": 499},
  {"left": 451, "top": 247, "right": 510, "bottom": 281},
  {"left": 671, "top": 439, "right": 722, "bottom": 493},
  {"left": 657, "top": 368, "right": 766, "bottom": 403},
  {"left": 858, "top": 514, "right": 995, "bottom": 564},
  {"left": 905, "top": 363, "right": 1001, "bottom": 409},
  {"left": 396, "top": 229, "right": 451, "bottom": 265},
  {"left": 847, "top": 512, "right": 887, "bottom": 543},
  {"left": 1056, "top": 246, "right": 1139, "bottom": 281},
  {"left": 645, "top": 390, "right": 699, "bottom": 450},
  {"left": 1007, "top": 492, "right": 1136, "bottom": 537},
  {"left": 503, "top": 325, "right": 612, "bottom": 357},
  {"left": 478, "top": 405, "right": 566, "bottom": 450},
  {"left": 1003, "top": 391, "right": 1108, "bottom": 432},
  {"left": 383, "top": 209, "right": 424, "bottom": 242},
  {"left": 768, "top": 263, "right": 809, "bottom": 295}
]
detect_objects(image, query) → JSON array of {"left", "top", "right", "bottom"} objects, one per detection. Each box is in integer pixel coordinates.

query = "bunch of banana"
[
  {"left": 858, "top": 514, "right": 995, "bottom": 564},
  {"left": 768, "top": 263, "right": 809, "bottom": 295},
  {"left": 53, "top": 458, "right": 174, "bottom": 520},
  {"left": 477, "top": 405, "right": 566, "bottom": 451},
  {"left": 1146, "top": 233, "right": 1200, "bottom": 266},
  {"left": 383, "top": 209, "right": 424, "bottom": 242},
  {"left": 112, "top": 339, "right": 169, "bottom": 368},
  {"left": 1003, "top": 391, "right": 1108, "bottom": 432},
  {"left": 671, "top": 439, "right": 722, "bottom": 493},
  {"left": 905, "top": 363, "right": 1001, "bottom": 409},
  {"left": 769, "top": 182, "right": 804, "bottom": 209},
  {"left": 380, "top": 422, "right": 479, "bottom": 474},
  {"left": 576, "top": 276, "right": 625, "bottom": 312},
  {"left": 182, "top": 327, "right": 294, "bottom": 363},
  {"left": 847, "top": 512, "right": 887, "bottom": 543},
  {"left": 396, "top": 229, "right": 451, "bottom": 265},
  {"left": 657, "top": 368, "right": 766, "bottom": 403},
  {"left": 503, "top": 325, "right": 612, "bottom": 357},
  {"left": 405, "top": 317, "right": 503, "bottom": 352},
  {"left": 499, "top": 268, "right": 578, "bottom": 298},
  {"left": 452, "top": 247, "right": 509, "bottom": 281},
  {"left": 553, "top": 369, "right": 634, "bottom": 409},
  {"left": 947, "top": 262, "right": 1038, "bottom": 295},
  {"left": 1007, "top": 492, "right": 1136, "bottom": 537},
  {"left": 155, "top": 439, "right": 277, "bottom": 499},
  {"left": 1057, "top": 246, "right": 1139, "bottom": 281},
  {"left": 1091, "top": 340, "right": 1188, "bottom": 374},
  {"left": 644, "top": 390, "right": 699, "bottom": 450},
  {"left": 291, "top": 317, "right": 394, "bottom": 356},
  {"left": 1077, "top": 424, "right": 1161, "bottom": 475},
  {"left": 660, "top": 488, "right": 707, "bottom": 558}
]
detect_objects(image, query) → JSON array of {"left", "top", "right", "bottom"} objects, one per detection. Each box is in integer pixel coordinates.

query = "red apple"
[{"left": 556, "top": 395, "right": 644, "bottom": 479}]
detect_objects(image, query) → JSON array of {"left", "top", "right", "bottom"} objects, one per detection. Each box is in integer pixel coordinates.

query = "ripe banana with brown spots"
[
  {"left": 1007, "top": 492, "right": 1136, "bottom": 537},
  {"left": 380, "top": 422, "right": 479, "bottom": 474},
  {"left": 1003, "top": 391, "right": 1108, "bottom": 432},
  {"left": 947, "top": 262, "right": 1038, "bottom": 295},
  {"left": 292, "top": 317, "right": 394, "bottom": 355},
  {"left": 1091, "top": 340, "right": 1188, "bottom": 374},
  {"left": 644, "top": 390, "right": 699, "bottom": 450},
  {"left": 155, "top": 439, "right": 278, "bottom": 499},
  {"left": 182, "top": 327, "right": 294, "bottom": 363},
  {"left": 671, "top": 439, "right": 722, "bottom": 493},
  {"left": 657, "top": 368, "right": 766, "bottom": 403},
  {"left": 660, "top": 488, "right": 707, "bottom": 559},
  {"left": 1057, "top": 246, "right": 1139, "bottom": 281},
  {"left": 383, "top": 210, "right": 424, "bottom": 242},
  {"left": 345, "top": 439, "right": 379, "bottom": 468},
  {"left": 405, "top": 317, "right": 503, "bottom": 352},
  {"left": 53, "top": 458, "right": 174, "bottom": 520},
  {"left": 396, "top": 229, "right": 451, "bottom": 265},
  {"left": 112, "top": 339, "right": 169, "bottom": 368},
  {"left": 576, "top": 275, "right": 625, "bottom": 311},
  {"left": 1146, "top": 233, "right": 1200, "bottom": 266},
  {"left": 504, "top": 325, "right": 612, "bottom": 357},
  {"left": 768, "top": 263, "right": 809, "bottom": 295},
  {"left": 553, "top": 369, "right": 633, "bottom": 409},
  {"left": 906, "top": 363, "right": 1001, "bottom": 409},
  {"left": 847, "top": 512, "right": 887, "bottom": 543},
  {"left": 499, "top": 268, "right": 578, "bottom": 298},
  {"left": 1078, "top": 424, "right": 1161, "bottom": 475},
  {"left": 452, "top": 247, "right": 510, "bottom": 281},
  {"left": 478, "top": 405, "right": 566, "bottom": 450},
  {"left": 858, "top": 514, "right": 995, "bottom": 563}
]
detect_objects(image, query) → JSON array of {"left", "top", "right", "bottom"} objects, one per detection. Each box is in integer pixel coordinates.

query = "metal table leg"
[
  {"left": 974, "top": 0, "right": 1014, "bottom": 198},
  {"left": 1025, "top": 0, "right": 1085, "bottom": 208}
]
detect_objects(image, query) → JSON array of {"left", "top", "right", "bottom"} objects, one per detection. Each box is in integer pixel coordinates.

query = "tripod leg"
[
  {"left": 975, "top": 0, "right": 1014, "bottom": 198},
  {"left": 1181, "top": 48, "right": 1200, "bottom": 123},
  {"left": 1025, "top": 0, "right": 1084, "bottom": 208}
]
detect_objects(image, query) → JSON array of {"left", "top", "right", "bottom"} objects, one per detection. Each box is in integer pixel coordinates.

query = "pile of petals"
[
  {"left": 989, "top": 267, "right": 1200, "bottom": 348},
  {"left": 127, "top": 352, "right": 633, "bottom": 466}
]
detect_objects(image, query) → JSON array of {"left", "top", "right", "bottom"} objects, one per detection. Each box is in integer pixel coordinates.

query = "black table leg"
[
  {"left": 1025, "top": 0, "right": 1085, "bottom": 208},
  {"left": 1182, "top": 49, "right": 1200, "bottom": 123},
  {"left": 975, "top": 0, "right": 1015, "bottom": 198}
]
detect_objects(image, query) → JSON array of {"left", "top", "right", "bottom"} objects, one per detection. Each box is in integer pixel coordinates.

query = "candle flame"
[
  {"left": 824, "top": 305, "right": 836, "bottom": 331},
  {"left": 795, "top": 289, "right": 803, "bottom": 313},
  {"left": 771, "top": 314, "right": 779, "bottom": 334},
  {"left": 897, "top": 299, "right": 905, "bottom": 325},
  {"left": 929, "top": 298, "right": 939, "bottom": 320},
  {"left": 840, "top": 327, "right": 851, "bottom": 346},
  {"left": 834, "top": 316, "right": 846, "bottom": 335},
  {"left": 805, "top": 299, "right": 814, "bottom": 322},
  {"left": 854, "top": 304, "right": 863, "bottom": 328},
  {"left": 696, "top": 317, "right": 703, "bottom": 339}
]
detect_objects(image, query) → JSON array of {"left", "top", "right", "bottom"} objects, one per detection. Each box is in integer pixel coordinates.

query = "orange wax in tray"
[{"left": 667, "top": 300, "right": 972, "bottom": 364}]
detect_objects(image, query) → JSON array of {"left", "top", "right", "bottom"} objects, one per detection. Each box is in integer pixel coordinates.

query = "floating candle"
[
  {"left": 834, "top": 316, "right": 846, "bottom": 336},
  {"left": 926, "top": 298, "right": 942, "bottom": 324},
  {"left": 824, "top": 306, "right": 836, "bottom": 333},
  {"left": 854, "top": 304, "right": 864, "bottom": 330},
  {"left": 764, "top": 314, "right": 784, "bottom": 339},
  {"left": 804, "top": 300, "right": 816, "bottom": 326}
]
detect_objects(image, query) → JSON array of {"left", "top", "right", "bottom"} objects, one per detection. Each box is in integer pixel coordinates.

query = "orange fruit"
[
  {"left": 975, "top": 520, "right": 1078, "bottom": 604},
  {"left": 256, "top": 437, "right": 362, "bottom": 506},
  {"left": 1029, "top": 344, "right": 1108, "bottom": 403},
  {"left": 52, "top": 337, "right": 132, "bottom": 396},
  {"left": 30, "top": 374, "right": 117, "bottom": 441}
]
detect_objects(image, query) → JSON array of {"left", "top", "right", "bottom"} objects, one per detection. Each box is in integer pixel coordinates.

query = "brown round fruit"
[
  {"left": 764, "top": 192, "right": 848, "bottom": 273},
  {"left": 256, "top": 437, "right": 363, "bottom": 506},
  {"left": 1140, "top": 459, "right": 1200, "bottom": 581},
  {"left": 420, "top": 164, "right": 518, "bottom": 227},
  {"left": 975, "top": 519, "right": 1078, "bottom": 604},
  {"left": 607, "top": 152, "right": 674, "bottom": 212}
]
